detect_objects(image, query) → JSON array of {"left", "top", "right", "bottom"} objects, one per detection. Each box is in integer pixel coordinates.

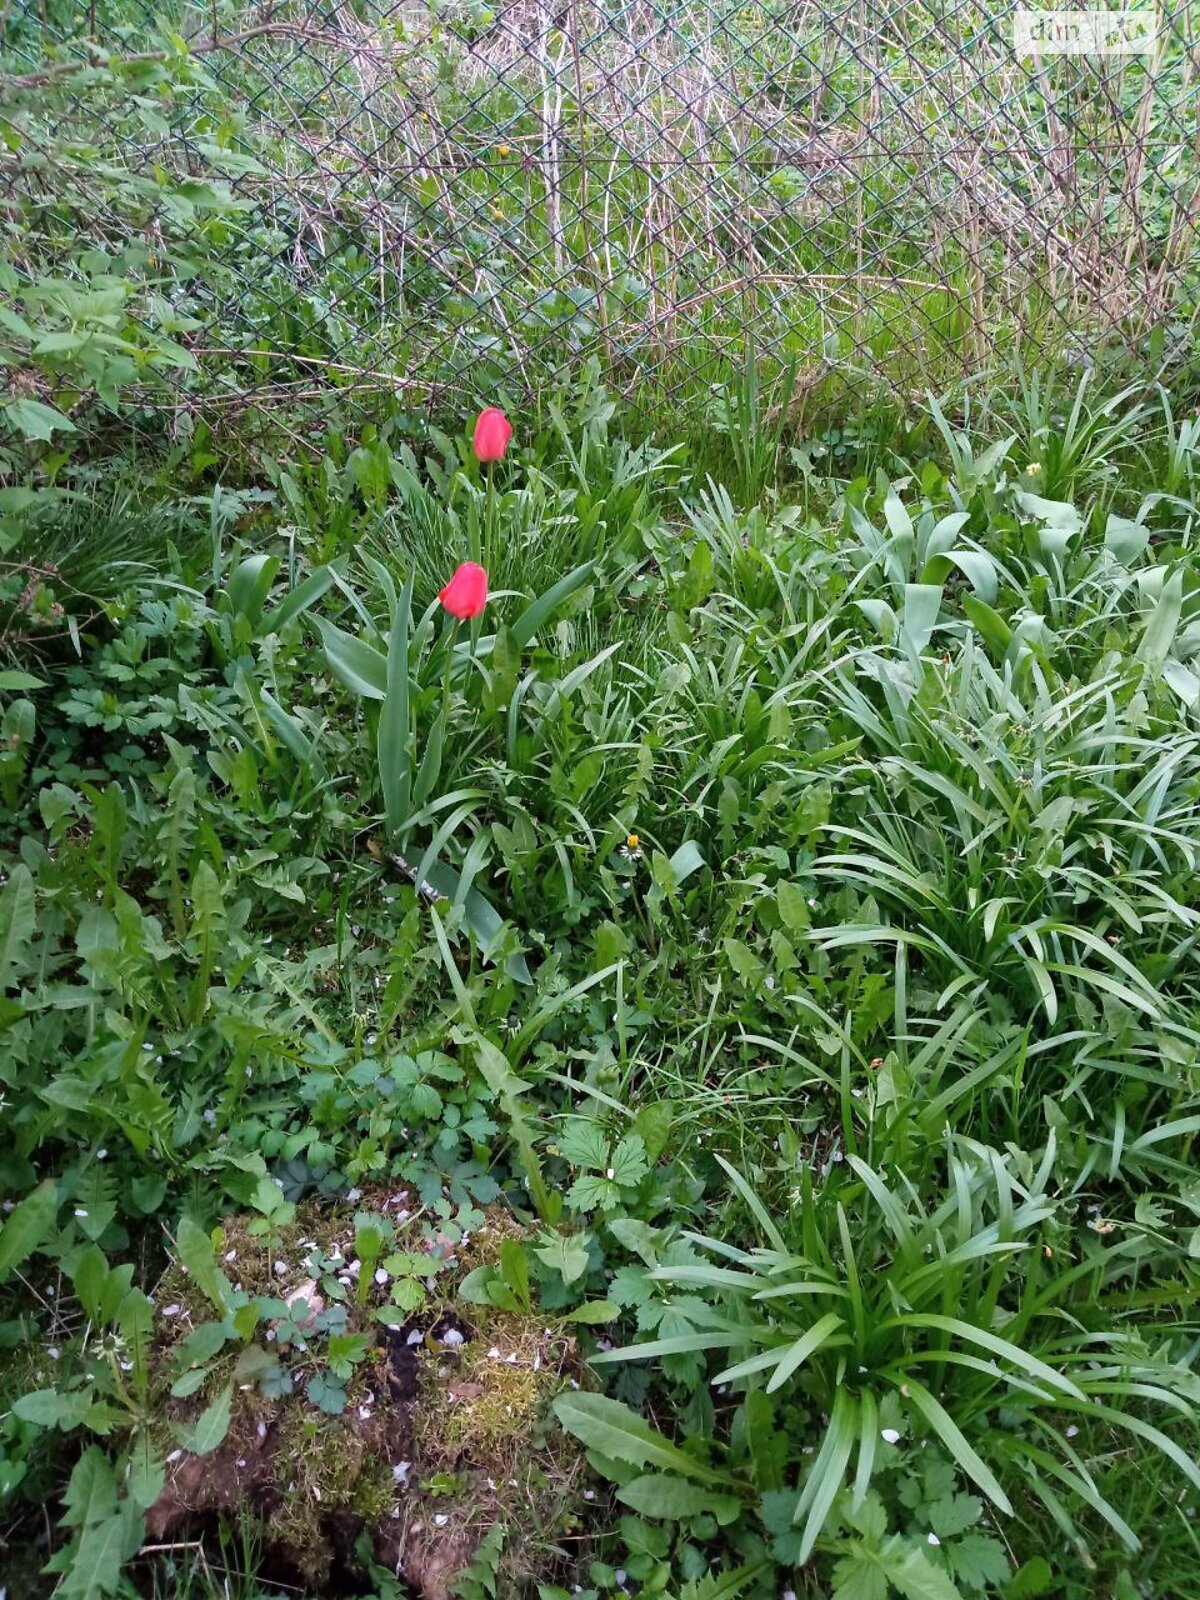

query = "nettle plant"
[{"left": 0, "top": 39, "right": 257, "bottom": 472}]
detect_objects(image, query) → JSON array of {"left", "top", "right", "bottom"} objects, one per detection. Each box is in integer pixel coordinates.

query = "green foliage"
[
  {"left": 452, "top": 1522, "right": 507, "bottom": 1600},
  {"left": 2, "top": 368, "right": 1200, "bottom": 1600}
]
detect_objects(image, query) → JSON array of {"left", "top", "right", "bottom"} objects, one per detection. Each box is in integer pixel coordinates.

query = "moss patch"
[{"left": 145, "top": 1190, "right": 583, "bottom": 1594}]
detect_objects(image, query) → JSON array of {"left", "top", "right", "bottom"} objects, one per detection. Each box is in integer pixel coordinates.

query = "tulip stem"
[
  {"left": 442, "top": 617, "right": 457, "bottom": 707},
  {"left": 474, "top": 468, "right": 496, "bottom": 655},
  {"left": 485, "top": 466, "right": 496, "bottom": 573}
]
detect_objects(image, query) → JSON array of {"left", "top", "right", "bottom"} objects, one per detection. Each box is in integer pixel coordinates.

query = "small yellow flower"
[
  {"left": 626, "top": 833, "right": 639, "bottom": 851},
  {"left": 618, "top": 832, "right": 642, "bottom": 861},
  {"left": 491, "top": 207, "right": 504, "bottom": 220},
  {"left": 496, "top": 143, "right": 512, "bottom": 157},
  {"left": 1026, "top": 461, "right": 1042, "bottom": 475}
]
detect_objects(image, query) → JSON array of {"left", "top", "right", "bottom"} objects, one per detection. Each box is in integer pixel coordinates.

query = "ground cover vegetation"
[
  {"left": 1, "top": 347, "right": 1200, "bottom": 1600},
  {"left": 3, "top": 6, "right": 1200, "bottom": 1600}
]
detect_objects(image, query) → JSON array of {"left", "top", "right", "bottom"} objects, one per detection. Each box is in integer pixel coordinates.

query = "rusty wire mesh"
[{"left": 2, "top": 0, "right": 1198, "bottom": 418}]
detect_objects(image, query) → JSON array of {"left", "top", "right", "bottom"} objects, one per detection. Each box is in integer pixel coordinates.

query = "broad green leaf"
[
  {"left": 0, "top": 863, "right": 35, "bottom": 989},
  {"left": 962, "top": 594, "right": 1010, "bottom": 654},
  {"left": 316, "top": 616, "right": 387, "bottom": 699},
  {"left": 1016, "top": 490, "right": 1082, "bottom": 537},
  {"left": 946, "top": 551, "right": 997, "bottom": 604},
  {"left": 0, "top": 669, "right": 47, "bottom": 691},
  {"left": 567, "top": 1299, "right": 621, "bottom": 1324},
  {"left": 125, "top": 1434, "right": 166, "bottom": 1510},
  {"left": 225, "top": 553, "right": 279, "bottom": 626},
  {"left": 633, "top": 1100, "right": 673, "bottom": 1162},
  {"left": 1163, "top": 659, "right": 1200, "bottom": 709},
  {"left": 667, "top": 840, "right": 705, "bottom": 885},
  {"left": 882, "top": 484, "right": 914, "bottom": 539},
  {"left": 973, "top": 433, "right": 1016, "bottom": 480},
  {"left": 533, "top": 1233, "right": 590, "bottom": 1286},
  {"left": 552, "top": 1392, "right": 725, "bottom": 1484},
  {"left": 923, "top": 510, "right": 971, "bottom": 556},
  {"left": 857, "top": 598, "right": 896, "bottom": 640},
  {"left": 610, "top": 1133, "right": 648, "bottom": 1188},
  {"left": 901, "top": 583, "right": 942, "bottom": 656},
  {"left": 1104, "top": 514, "right": 1149, "bottom": 565},
  {"left": 173, "top": 1382, "right": 233, "bottom": 1455},
  {"left": 777, "top": 880, "right": 811, "bottom": 933},
  {"left": 57, "top": 1504, "right": 144, "bottom": 1600},
  {"left": 1137, "top": 567, "right": 1183, "bottom": 672},
  {"left": 1005, "top": 1557, "right": 1054, "bottom": 1598},
  {"left": 172, "top": 1319, "right": 230, "bottom": 1370},
  {"left": 174, "top": 1217, "right": 230, "bottom": 1316},
  {"left": 920, "top": 550, "right": 997, "bottom": 605},
  {"left": 169, "top": 1367, "right": 211, "bottom": 1399},
  {"left": 617, "top": 1472, "right": 741, "bottom": 1523},
  {"left": 2, "top": 397, "right": 77, "bottom": 441},
  {"left": 474, "top": 1035, "right": 533, "bottom": 1099},
  {"left": 13, "top": 1388, "right": 93, "bottom": 1429},
  {"left": 0, "top": 1178, "right": 57, "bottom": 1282},
  {"left": 60, "top": 1446, "right": 117, "bottom": 1528},
  {"left": 724, "top": 937, "right": 765, "bottom": 985}
]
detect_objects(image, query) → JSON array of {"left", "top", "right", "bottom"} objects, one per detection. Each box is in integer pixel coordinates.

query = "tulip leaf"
[
  {"left": 317, "top": 617, "right": 387, "bottom": 699},
  {"left": 412, "top": 709, "right": 446, "bottom": 808},
  {"left": 225, "top": 553, "right": 279, "bottom": 627},
  {"left": 269, "top": 563, "right": 340, "bottom": 633},
  {"left": 423, "top": 860, "right": 531, "bottom": 984},
  {"left": 511, "top": 562, "right": 595, "bottom": 648}
]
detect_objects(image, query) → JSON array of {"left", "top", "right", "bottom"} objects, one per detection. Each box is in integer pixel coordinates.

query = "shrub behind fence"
[{"left": 2, "top": 0, "right": 1197, "bottom": 422}]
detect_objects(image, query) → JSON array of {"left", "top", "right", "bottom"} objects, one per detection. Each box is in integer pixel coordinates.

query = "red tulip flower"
[
  {"left": 473, "top": 406, "right": 512, "bottom": 464},
  {"left": 439, "top": 561, "right": 488, "bottom": 620}
]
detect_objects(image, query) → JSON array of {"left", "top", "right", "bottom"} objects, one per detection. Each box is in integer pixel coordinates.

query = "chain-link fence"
[{"left": 2, "top": 0, "right": 1198, "bottom": 420}]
